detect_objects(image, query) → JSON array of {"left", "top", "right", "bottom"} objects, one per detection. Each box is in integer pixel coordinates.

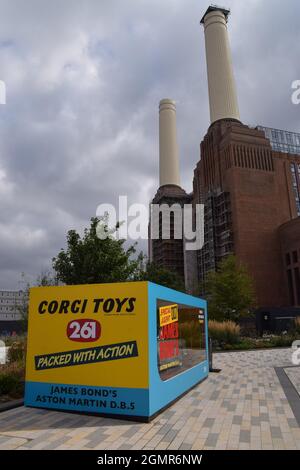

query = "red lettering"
[
  {"left": 159, "top": 322, "right": 179, "bottom": 340},
  {"left": 159, "top": 339, "right": 179, "bottom": 360}
]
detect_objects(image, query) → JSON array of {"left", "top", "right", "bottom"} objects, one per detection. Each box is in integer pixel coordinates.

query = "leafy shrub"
[
  {"left": 179, "top": 321, "right": 202, "bottom": 348},
  {"left": 0, "top": 373, "right": 20, "bottom": 396},
  {"left": 294, "top": 317, "right": 300, "bottom": 335},
  {"left": 208, "top": 320, "right": 240, "bottom": 345},
  {"left": 8, "top": 339, "right": 26, "bottom": 363},
  {"left": 269, "top": 335, "right": 296, "bottom": 348},
  {"left": 0, "top": 334, "right": 27, "bottom": 347},
  {"left": 0, "top": 361, "right": 25, "bottom": 397}
]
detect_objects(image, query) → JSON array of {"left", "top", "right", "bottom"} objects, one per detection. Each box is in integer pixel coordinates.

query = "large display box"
[{"left": 25, "top": 281, "right": 208, "bottom": 421}]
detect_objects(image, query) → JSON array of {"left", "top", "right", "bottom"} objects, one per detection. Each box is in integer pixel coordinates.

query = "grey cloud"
[{"left": 0, "top": 0, "right": 299, "bottom": 288}]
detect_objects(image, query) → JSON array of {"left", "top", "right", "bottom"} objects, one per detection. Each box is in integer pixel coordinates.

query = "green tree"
[
  {"left": 135, "top": 255, "right": 185, "bottom": 292},
  {"left": 205, "top": 255, "right": 256, "bottom": 321},
  {"left": 17, "top": 271, "right": 58, "bottom": 332},
  {"left": 52, "top": 216, "right": 139, "bottom": 285}
]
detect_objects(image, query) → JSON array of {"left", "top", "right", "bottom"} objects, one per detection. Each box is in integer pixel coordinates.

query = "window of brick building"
[
  {"left": 293, "top": 251, "right": 298, "bottom": 264},
  {"left": 294, "top": 268, "right": 300, "bottom": 305},
  {"left": 287, "top": 270, "right": 295, "bottom": 306},
  {"left": 286, "top": 253, "right": 291, "bottom": 266},
  {"left": 290, "top": 163, "right": 300, "bottom": 216}
]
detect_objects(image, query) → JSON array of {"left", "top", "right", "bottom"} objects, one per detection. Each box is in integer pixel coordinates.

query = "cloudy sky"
[{"left": 0, "top": 0, "right": 299, "bottom": 289}]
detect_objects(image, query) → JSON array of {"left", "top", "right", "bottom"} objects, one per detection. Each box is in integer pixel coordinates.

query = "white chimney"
[
  {"left": 159, "top": 99, "right": 180, "bottom": 187},
  {"left": 201, "top": 6, "right": 240, "bottom": 124}
]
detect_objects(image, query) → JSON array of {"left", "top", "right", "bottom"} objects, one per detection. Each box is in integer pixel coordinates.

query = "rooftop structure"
[
  {"left": 257, "top": 126, "right": 300, "bottom": 156},
  {"left": 200, "top": 5, "right": 230, "bottom": 24}
]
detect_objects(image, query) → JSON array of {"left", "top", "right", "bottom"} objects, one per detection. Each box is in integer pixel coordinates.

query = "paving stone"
[
  {"left": 191, "top": 410, "right": 201, "bottom": 418},
  {"left": 227, "top": 405, "right": 237, "bottom": 412},
  {"left": 164, "top": 430, "right": 178, "bottom": 442},
  {"left": 240, "top": 430, "right": 251, "bottom": 443},
  {"left": 179, "top": 443, "right": 193, "bottom": 450},
  {"left": 202, "top": 418, "right": 215, "bottom": 428},
  {"left": 259, "top": 413, "right": 269, "bottom": 421},
  {"left": 122, "top": 426, "right": 141, "bottom": 438},
  {"left": 23, "top": 433, "right": 53, "bottom": 448},
  {"left": 205, "top": 433, "right": 218, "bottom": 447},
  {"left": 232, "top": 416, "right": 243, "bottom": 425},
  {"left": 118, "top": 444, "right": 133, "bottom": 450},
  {"left": 0, "top": 435, "right": 12, "bottom": 444},
  {"left": 40, "top": 436, "right": 71, "bottom": 450},
  {"left": 287, "top": 418, "right": 299, "bottom": 428},
  {"left": 270, "top": 426, "right": 282, "bottom": 439},
  {"left": 0, "top": 348, "right": 298, "bottom": 450},
  {"left": 251, "top": 416, "right": 261, "bottom": 425}
]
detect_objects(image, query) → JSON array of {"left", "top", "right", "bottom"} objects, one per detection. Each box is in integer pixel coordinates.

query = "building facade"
[
  {"left": 194, "top": 120, "right": 300, "bottom": 307},
  {"left": 257, "top": 126, "right": 300, "bottom": 156},
  {"left": 149, "top": 5, "right": 300, "bottom": 309},
  {"left": 0, "top": 290, "right": 24, "bottom": 322},
  {"left": 150, "top": 184, "right": 191, "bottom": 280},
  {"left": 279, "top": 218, "right": 300, "bottom": 306}
]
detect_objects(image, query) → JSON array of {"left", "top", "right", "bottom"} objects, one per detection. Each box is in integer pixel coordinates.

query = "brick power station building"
[{"left": 149, "top": 6, "right": 300, "bottom": 310}]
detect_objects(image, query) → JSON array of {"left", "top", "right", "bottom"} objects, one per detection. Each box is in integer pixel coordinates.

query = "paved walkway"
[
  {"left": 285, "top": 367, "right": 300, "bottom": 395},
  {"left": 0, "top": 348, "right": 299, "bottom": 450}
]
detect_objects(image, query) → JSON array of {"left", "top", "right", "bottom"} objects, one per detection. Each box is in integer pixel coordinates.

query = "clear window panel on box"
[{"left": 157, "top": 299, "right": 207, "bottom": 381}]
